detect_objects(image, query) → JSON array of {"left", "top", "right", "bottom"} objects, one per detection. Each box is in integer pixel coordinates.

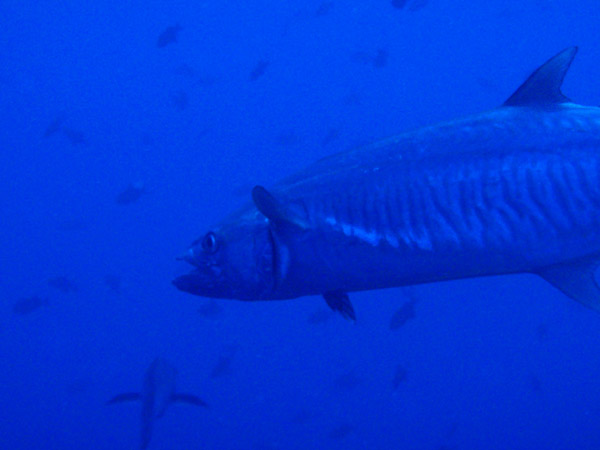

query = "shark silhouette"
[{"left": 108, "top": 358, "right": 207, "bottom": 449}]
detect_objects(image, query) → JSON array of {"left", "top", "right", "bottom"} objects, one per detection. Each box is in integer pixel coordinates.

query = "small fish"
[
  {"left": 373, "top": 49, "right": 388, "bottom": 68},
  {"left": 48, "top": 276, "right": 77, "bottom": 293},
  {"left": 104, "top": 274, "right": 122, "bottom": 293},
  {"left": 157, "top": 24, "right": 182, "bottom": 48},
  {"left": 249, "top": 60, "right": 269, "bottom": 81},
  {"left": 529, "top": 374, "right": 542, "bottom": 392},
  {"left": 445, "top": 422, "right": 459, "bottom": 439},
  {"left": 392, "top": 365, "right": 407, "bottom": 390},
  {"left": 282, "top": 2, "right": 335, "bottom": 36},
  {"left": 197, "top": 300, "right": 222, "bottom": 318},
  {"left": 13, "top": 296, "right": 48, "bottom": 315},
  {"left": 307, "top": 308, "right": 333, "bottom": 324},
  {"left": 313, "top": 1, "right": 334, "bottom": 17},
  {"left": 274, "top": 130, "right": 299, "bottom": 147},
  {"left": 57, "top": 218, "right": 88, "bottom": 232},
  {"left": 194, "top": 75, "right": 219, "bottom": 87},
  {"left": 171, "top": 90, "right": 189, "bottom": 110},
  {"left": 62, "top": 128, "right": 87, "bottom": 145},
  {"left": 333, "top": 372, "right": 362, "bottom": 392},
  {"left": 116, "top": 182, "right": 146, "bottom": 205},
  {"left": 290, "top": 408, "right": 312, "bottom": 424},
  {"left": 389, "top": 294, "right": 417, "bottom": 330},
  {"left": 44, "top": 115, "right": 65, "bottom": 138},
  {"left": 328, "top": 423, "right": 354, "bottom": 440},
  {"left": 341, "top": 92, "right": 361, "bottom": 106},
  {"left": 391, "top": 0, "right": 409, "bottom": 8},
  {"left": 352, "top": 49, "right": 388, "bottom": 68},
  {"left": 210, "top": 347, "right": 236, "bottom": 378},
  {"left": 536, "top": 323, "right": 549, "bottom": 341},
  {"left": 141, "top": 133, "right": 153, "bottom": 146},
  {"left": 391, "top": 0, "right": 427, "bottom": 10},
  {"left": 407, "top": 0, "right": 428, "bottom": 12}
]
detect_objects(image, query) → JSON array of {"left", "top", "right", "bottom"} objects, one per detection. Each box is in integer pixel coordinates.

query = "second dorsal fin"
[{"left": 503, "top": 47, "right": 578, "bottom": 107}]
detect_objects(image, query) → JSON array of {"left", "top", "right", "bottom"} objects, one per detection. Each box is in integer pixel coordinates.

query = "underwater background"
[{"left": 2, "top": 0, "right": 600, "bottom": 449}]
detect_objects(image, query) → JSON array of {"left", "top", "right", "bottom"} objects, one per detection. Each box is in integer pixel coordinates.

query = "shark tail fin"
[
  {"left": 537, "top": 255, "right": 600, "bottom": 313},
  {"left": 106, "top": 392, "right": 141, "bottom": 405},
  {"left": 503, "top": 47, "right": 578, "bottom": 107},
  {"left": 172, "top": 393, "right": 209, "bottom": 408}
]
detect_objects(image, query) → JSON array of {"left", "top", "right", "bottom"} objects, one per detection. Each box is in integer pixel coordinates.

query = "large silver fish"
[{"left": 174, "top": 48, "right": 600, "bottom": 320}]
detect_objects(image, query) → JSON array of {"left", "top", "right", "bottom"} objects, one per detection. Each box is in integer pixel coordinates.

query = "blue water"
[{"left": 2, "top": 1, "right": 600, "bottom": 449}]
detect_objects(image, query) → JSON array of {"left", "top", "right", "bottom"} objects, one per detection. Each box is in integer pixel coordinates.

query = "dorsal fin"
[{"left": 503, "top": 47, "right": 578, "bottom": 107}]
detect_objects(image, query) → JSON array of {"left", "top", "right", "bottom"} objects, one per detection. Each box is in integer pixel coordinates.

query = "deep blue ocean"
[{"left": 2, "top": 1, "right": 600, "bottom": 449}]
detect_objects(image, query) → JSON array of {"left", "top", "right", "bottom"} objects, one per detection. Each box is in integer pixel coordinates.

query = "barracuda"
[{"left": 173, "top": 47, "right": 600, "bottom": 320}]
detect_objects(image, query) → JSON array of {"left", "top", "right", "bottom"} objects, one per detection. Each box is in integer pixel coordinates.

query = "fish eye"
[{"left": 201, "top": 232, "right": 219, "bottom": 254}]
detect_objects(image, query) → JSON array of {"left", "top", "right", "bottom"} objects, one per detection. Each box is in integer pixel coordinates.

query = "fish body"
[
  {"left": 48, "top": 276, "right": 77, "bottom": 293},
  {"left": 157, "top": 24, "right": 182, "bottom": 48},
  {"left": 210, "top": 353, "right": 234, "bottom": 379},
  {"left": 43, "top": 115, "right": 65, "bottom": 137},
  {"left": 108, "top": 358, "right": 207, "bottom": 449},
  {"left": 62, "top": 127, "right": 86, "bottom": 145},
  {"left": 104, "top": 274, "right": 121, "bottom": 293},
  {"left": 174, "top": 48, "right": 600, "bottom": 315},
  {"left": 249, "top": 60, "right": 269, "bottom": 81},
  {"left": 12, "top": 296, "right": 47, "bottom": 315},
  {"left": 389, "top": 299, "right": 416, "bottom": 330},
  {"left": 116, "top": 182, "right": 145, "bottom": 205},
  {"left": 392, "top": 365, "right": 407, "bottom": 390}
]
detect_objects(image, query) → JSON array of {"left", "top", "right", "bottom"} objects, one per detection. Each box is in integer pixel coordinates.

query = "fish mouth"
[
  {"left": 173, "top": 270, "right": 213, "bottom": 296},
  {"left": 172, "top": 262, "right": 229, "bottom": 299},
  {"left": 173, "top": 244, "right": 229, "bottom": 297}
]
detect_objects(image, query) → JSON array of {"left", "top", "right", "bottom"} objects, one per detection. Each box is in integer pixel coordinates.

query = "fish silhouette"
[{"left": 108, "top": 358, "right": 207, "bottom": 449}]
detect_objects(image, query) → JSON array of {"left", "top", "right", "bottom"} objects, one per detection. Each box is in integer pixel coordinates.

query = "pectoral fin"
[
  {"left": 172, "top": 393, "right": 209, "bottom": 408},
  {"left": 106, "top": 392, "right": 141, "bottom": 405},
  {"left": 252, "top": 186, "right": 307, "bottom": 230},
  {"left": 323, "top": 291, "right": 356, "bottom": 322},
  {"left": 537, "top": 256, "right": 600, "bottom": 313}
]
